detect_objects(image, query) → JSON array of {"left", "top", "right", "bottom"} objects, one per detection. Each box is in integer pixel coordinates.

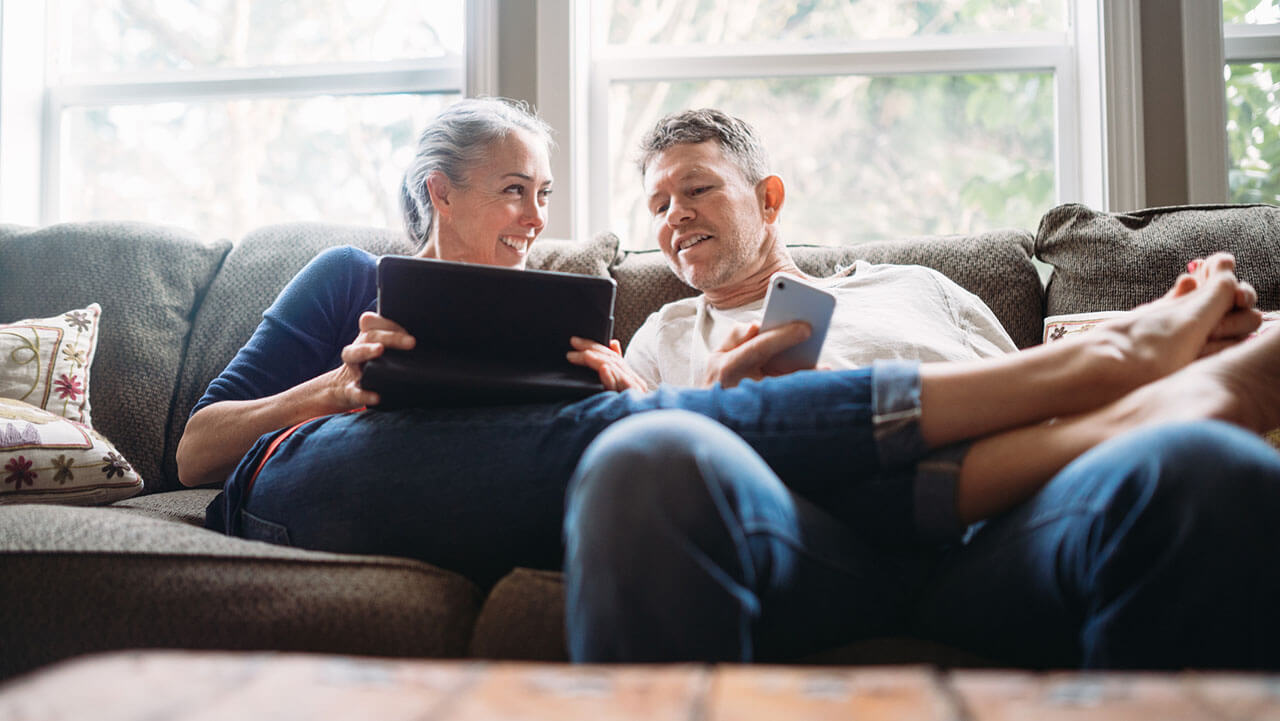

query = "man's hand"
[
  {"left": 568, "top": 337, "right": 651, "bottom": 392},
  {"left": 331, "top": 311, "right": 416, "bottom": 408},
  {"left": 703, "top": 321, "right": 812, "bottom": 388}
]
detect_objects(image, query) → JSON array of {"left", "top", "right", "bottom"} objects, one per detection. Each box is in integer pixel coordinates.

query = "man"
[
  {"left": 563, "top": 108, "right": 1280, "bottom": 669},
  {"left": 571, "top": 109, "right": 1015, "bottom": 392}
]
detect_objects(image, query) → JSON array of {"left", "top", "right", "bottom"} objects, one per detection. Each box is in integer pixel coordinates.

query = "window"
[
  {"left": 566, "top": 0, "right": 1108, "bottom": 250},
  {"left": 3, "top": 1, "right": 487, "bottom": 241},
  {"left": 1224, "top": 0, "right": 1280, "bottom": 204}
]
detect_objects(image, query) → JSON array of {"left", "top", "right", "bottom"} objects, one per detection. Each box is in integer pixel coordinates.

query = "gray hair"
[
  {"left": 401, "top": 97, "right": 553, "bottom": 249},
  {"left": 637, "top": 108, "right": 769, "bottom": 184}
]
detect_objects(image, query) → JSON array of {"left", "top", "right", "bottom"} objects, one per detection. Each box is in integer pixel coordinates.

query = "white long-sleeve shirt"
[{"left": 624, "top": 260, "right": 1017, "bottom": 388}]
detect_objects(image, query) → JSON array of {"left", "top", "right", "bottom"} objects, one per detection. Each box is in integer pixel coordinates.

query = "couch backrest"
[
  {"left": 0, "top": 222, "right": 230, "bottom": 490},
  {"left": 1037, "top": 203, "right": 1280, "bottom": 316}
]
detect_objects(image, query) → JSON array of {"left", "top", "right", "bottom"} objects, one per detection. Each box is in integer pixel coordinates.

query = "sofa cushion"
[
  {"left": 0, "top": 304, "right": 102, "bottom": 426},
  {"left": 469, "top": 567, "right": 569, "bottom": 661},
  {"left": 611, "top": 230, "right": 1043, "bottom": 350},
  {"left": 0, "top": 398, "right": 142, "bottom": 505},
  {"left": 0, "top": 489, "right": 483, "bottom": 680},
  {"left": 1036, "top": 203, "right": 1280, "bottom": 316},
  {"left": 163, "top": 225, "right": 619, "bottom": 491},
  {"left": 0, "top": 223, "right": 230, "bottom": 493}
]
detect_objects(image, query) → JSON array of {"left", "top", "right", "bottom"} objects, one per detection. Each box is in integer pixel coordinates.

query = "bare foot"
[
  {"left": 1098, "top": 325, "right": 1280, "bottom": 437},
  {"left": 1151, "top": 252, "right": 1260, "bottom": 350},
  {"left": 1075, "top": 253, "right": 1261, "bottom": 397}
]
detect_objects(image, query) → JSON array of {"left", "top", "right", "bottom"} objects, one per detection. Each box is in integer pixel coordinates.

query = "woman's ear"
[
  {"left": 425, "top": 172, "right": 452, "bottom": 220},
  {"left": 759, "top": 175, "right": 785, "bottom": 222}
]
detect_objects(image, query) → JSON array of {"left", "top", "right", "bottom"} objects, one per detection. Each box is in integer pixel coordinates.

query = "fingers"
[
  {"left": 340, "top": 381, "right": 381, "bottom": 408},
  {"left": 718, "top": 323, "right": 760, "bottom": 352},
  {"left": 730, "top": 321, "right": 812, "bottom": 370},
  {"left": 357, "top": 311, "right": 415, "bottom": 350},
  {"left": 341, "top": 340, "right": 384, "bottom": 366},
  {"left": 567, "top": 337, "right": 645, "bottom": 391}
]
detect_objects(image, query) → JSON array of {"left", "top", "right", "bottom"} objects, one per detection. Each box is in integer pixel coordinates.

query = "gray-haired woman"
[{"left": 177, "top": 97, "right": 556, "bottom": 489}]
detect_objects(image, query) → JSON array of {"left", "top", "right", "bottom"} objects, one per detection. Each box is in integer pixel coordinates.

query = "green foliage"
[{"left": 1226, "top": 63, "right": 1280, "bottom": 204}]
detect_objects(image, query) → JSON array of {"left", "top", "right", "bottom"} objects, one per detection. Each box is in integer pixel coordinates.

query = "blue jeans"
[
  {"left": 563, "top": 410, "right": 932, "bottom": 662},
  {"left": 915, "top": 420, "right": 1280, "bottom": 670},
  {"left": 565, "top": 415, "right": 1280, "bottom": 669},
  {"left": 210, "top": 364, "right": 941, "bottom": 587}
]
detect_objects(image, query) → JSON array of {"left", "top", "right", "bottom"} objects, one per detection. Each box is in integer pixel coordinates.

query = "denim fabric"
[
  {"left": 914, "top": 420, "right": 1280, "bottom": 670},
  {"left": 214, "top": 365, "right": 935, "bottom": 587},
  {"left": 563, "top": 410, "right": 930, "bottom": 662}
]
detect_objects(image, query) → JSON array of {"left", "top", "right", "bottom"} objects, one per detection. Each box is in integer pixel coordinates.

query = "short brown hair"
[{"left": 637, "top": 108, "right": 769, "bottom": 184}]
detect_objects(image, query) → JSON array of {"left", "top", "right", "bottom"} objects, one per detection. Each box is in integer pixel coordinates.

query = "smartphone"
[{"left": 759, "top": 272, "right": 837, "bottom": 373}]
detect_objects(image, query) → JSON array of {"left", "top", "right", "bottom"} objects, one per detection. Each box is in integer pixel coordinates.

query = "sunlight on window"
[
  {"left": 47, "top": 1, "right": 464, "bottom": 241},
  {"left": 1226, "top": 63, "right": 1280, "bottom": 204},
  {"left": 52, "top": 0, "right": 462, "bottom": 74},
  {"left": 1224, "top": 0, "right": 1280, "bottom": 24},
  {"left": 609, "top": 74, "right": 1055, "bottom": 248},
  {"left": 60, "top": 94, "right": 454, "bottom": 241},
  {"left": 604, "top": 0, "right": 1066, "bottom": 45}
]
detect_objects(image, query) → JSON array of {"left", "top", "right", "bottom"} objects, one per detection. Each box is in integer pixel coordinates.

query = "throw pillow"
[
  {"left": 0, "top": 397, "right": 142, "bottom": 505},
  {"left": 1036, "top": 203, "right": 1280, "bottom": 317},
  {"left": 0, "top": 303, "right": 101, "bottom": 426}
]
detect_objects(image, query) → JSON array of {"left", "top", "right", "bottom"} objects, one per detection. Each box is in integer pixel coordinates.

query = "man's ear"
[
  {"left": 425, "top": 172, "right": 452, "bottom": 220},
  {"left": 759, "top": 175, "right": 785, "bottom": 222}
]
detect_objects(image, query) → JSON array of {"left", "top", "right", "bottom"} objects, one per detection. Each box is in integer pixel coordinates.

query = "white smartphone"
[{"left": 758, "top": 272, "right": 837, "bottom": 373}]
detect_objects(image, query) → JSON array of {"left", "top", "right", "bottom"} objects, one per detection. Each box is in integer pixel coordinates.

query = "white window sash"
[
  {"left": 0, "top": 1, "right": 491, "bottom": 227},
  {"left": 540, "top": 0, "right": 1118, "bottom": 242}
]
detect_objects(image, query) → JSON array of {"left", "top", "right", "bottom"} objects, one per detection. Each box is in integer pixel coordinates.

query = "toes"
[{"left": 1166, "top": 273, "right": 1197, "bottom": 299}]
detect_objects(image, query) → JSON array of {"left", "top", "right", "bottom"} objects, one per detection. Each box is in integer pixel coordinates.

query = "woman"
[
  {"left": 180, "top": 98, "right": 1277, "bottom": 598},
  {"left": 177, "top": 97, "right": 556, "bottom": 490}
]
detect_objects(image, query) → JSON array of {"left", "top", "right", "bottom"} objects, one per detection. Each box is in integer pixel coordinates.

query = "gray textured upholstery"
[
  {"left": 469, "top": 567, "right": 569, "bottom": 661},
  {"left": 1037, "top": 203, "right": 1280, "bottom": 316},
  {"left": 0, "top": 491, "right": 482, "bottom": 679},
  {"left": 0, "top": 222, "right": 229, "bottom": 491},
  {"left": 612, "top": 229, "right": 1043, "bottom": 350}
]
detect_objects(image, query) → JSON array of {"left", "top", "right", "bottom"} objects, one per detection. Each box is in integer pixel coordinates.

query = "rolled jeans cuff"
[
  {"left": 913, "top": 443, "right": 970, "bottom": 544},
  {"left": 870, "top": 360, "right": 927, "bottom": 468},
  {"left": 870, "top": 359, "right": 968, "bottom": 544}
]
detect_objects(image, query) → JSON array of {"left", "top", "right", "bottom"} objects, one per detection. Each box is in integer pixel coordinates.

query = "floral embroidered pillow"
[
  {"left": 0, "top": 304, "right": 100, "bottom": 427},
  {"left": 0, "top": 397, "right": 141, "bottom": 505}
]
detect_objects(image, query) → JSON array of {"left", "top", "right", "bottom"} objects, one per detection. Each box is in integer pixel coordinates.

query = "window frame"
[
  {"left": 0, "top": 0, "right": 496, "bottom": 228},
  {"left": 1221, "top": 5, "right": 1280, "bottom": 202},
  {"left": 540, "top": 0, "right": 1134, "bottom": 244}
]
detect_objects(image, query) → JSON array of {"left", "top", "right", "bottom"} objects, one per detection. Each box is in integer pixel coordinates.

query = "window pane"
[
  {"left": 53, "top": 0, "right": 463, "bottom": 75},
  {"left": 60, "top": 94, "right": 457, "bottom": 241},
  {"left": 1226, "top": 62, "right": 1280, "bottom": 204},
  {"left": 1224, "top": 0, "right": 1280, "bottom": 24},
  {"left": 604, "top": 0, "right": 1066, "bottom": 46},
  {"left": 609, "top": 74, "right": 1055, "bottom": 250}
]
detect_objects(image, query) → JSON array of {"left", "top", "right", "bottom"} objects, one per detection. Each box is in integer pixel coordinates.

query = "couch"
[{"left": 2, "top": 202, "right": 1278, "bottom": 680}]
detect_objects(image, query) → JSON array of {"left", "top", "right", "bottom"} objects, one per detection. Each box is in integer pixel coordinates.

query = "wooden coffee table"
[{"left": 2, "top": 650, "right": 1278, "bottom": 720}]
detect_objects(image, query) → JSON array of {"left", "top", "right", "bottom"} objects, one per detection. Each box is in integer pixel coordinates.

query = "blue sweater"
[{"left": 194, "top": 246, "right": 380, "bottom": 415}]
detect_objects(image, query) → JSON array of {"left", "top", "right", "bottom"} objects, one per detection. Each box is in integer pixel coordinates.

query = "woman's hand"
[
  {"left": 332, "top": 311, "right": 417, "bottom": 408},
  {"left": 702, "top": 321, "right": 812, "bottom": 389},
  {"left": 567, "top": 337, "right": 651, "bottom": 392}
]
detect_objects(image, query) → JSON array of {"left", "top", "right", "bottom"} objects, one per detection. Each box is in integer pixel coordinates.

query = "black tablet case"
[{"left": 361, "top": 256, "right": 617, "bottom": 408}]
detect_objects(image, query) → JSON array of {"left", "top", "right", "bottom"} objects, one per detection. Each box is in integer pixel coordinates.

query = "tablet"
[{"left": 361, "top": 255, "right": 617, "bottom": 408}]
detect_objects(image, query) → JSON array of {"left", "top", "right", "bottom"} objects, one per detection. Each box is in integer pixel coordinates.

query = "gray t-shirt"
[{"left": 624, "top": 260, "right": 1017, "bottom": 388}]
